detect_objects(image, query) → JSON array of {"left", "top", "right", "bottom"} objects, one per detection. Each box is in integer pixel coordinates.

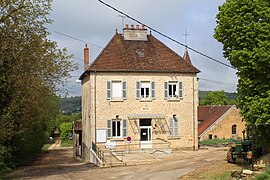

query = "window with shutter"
[
  {"left": 179, "top": 82, "right": 183, "bottom": 98},
  {"left": 107, "top": 81, "right": 111, "bottom": 99},
  {"left": 136, "top": 81, "right": 141, "bottom": 99},
  {"left": 122, "top": 81, "right": 127, "bottom": 99},
  {"left": 122, "top": 119, "right": 127, "bottom": 137},
  {"left": 151, "top": 81, "right": 155, "bottom": 99},
  {"left": 107, "top": 120, "right": 112, "bottom": 138},
  {"left": 169, "top": 116, "right": 179, "bottom": 136},
  {"left": 164, "top": 82, "right": 168, "bottom": 99}
]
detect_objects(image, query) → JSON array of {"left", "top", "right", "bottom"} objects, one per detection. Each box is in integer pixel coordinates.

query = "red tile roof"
[
  {"left": 80, "top": 32, "right": 200, "bottom": 79},
  {"left": 198, "top": 106, "right": 233, "bottom": 136}
]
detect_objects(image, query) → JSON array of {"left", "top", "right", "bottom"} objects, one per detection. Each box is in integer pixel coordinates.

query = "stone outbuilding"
[
  {"left": 198, "top": 105, "right": 245, "bottom": 141},
  {"left": 79, "top": 25, "right": 200, "bottom": 165}
]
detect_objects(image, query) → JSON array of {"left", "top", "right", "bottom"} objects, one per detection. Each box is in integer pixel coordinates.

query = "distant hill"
[
  {"left": 59, "top": 91, "right": 237, "bottom": 113},
  {"left": 60, "top": 96, "right": 81, "bottom": 114}
]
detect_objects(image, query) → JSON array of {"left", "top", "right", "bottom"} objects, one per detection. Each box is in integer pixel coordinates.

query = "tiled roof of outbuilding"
[
  {"left": 80, "top": 32, "right": 199, "bottom": 79},
  {"left": 198, "top": 106, "right": 233, "bottom": 136}
]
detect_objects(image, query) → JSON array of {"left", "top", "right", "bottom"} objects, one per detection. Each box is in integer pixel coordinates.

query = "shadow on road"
[{"left": 7, "top": 148, "right": 97, "bottom": 179}]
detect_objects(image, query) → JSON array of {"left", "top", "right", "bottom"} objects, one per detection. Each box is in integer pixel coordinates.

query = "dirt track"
[{"left": 8, "top": 145, "right": 231, "bottom": 180}]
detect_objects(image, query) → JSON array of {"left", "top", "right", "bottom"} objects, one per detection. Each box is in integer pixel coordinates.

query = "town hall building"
[{"left": 79, "top": 24, "right": 200, "bottom": 165}]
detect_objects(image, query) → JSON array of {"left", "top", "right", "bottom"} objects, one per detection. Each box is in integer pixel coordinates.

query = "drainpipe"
[
  {"left": 94, "top": 71, "right": 97, "bottom": 144},
  {"left": 193, "top": 75, "right": 195, "bottom": 150}
]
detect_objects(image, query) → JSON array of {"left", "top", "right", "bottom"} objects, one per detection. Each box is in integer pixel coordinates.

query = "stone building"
[
  {"left": 198, "top": 105, "right": 245, "bottom": 141},
  {"left": 79, "top": 25, "right": 200, "bottom": 165}
]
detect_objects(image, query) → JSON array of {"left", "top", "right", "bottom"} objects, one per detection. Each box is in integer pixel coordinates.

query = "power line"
[
  {"left": 199, "top": 78, "right": 237, "bottom": 86},
  {"left": 47, "top": 28, "right": 104, "bottom": 49},
  {"left": 97, "top": 0, "right": 235, "bottom": 70}
]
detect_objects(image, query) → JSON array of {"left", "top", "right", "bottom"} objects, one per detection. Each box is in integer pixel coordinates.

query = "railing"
[{"left": 92, "top": 141, "right": 105, "bottom": 163}]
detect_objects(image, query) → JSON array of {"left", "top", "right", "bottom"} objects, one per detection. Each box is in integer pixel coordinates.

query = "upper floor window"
[
  {"left": 107, "top": 81, "right": 127, "bottom": 100},
  {"left": 164, "top": 81, "right": 183, "bottom": 99},
  {"left": 136, "top": 81, "right": 155, "bottom": 100}
]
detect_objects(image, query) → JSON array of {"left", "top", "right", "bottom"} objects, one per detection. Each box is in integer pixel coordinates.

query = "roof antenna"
[{"left": 118, "top": 15, "right": 126, "bottom": 31}]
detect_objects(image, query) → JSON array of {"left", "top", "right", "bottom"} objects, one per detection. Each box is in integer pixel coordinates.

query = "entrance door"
[{"left": 140, "top": 119, "right": 152, "bottom": 149}]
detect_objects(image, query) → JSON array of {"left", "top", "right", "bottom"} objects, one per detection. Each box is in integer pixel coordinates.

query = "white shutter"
[
  {"left": 136, "top": 81, "right": 141, "bottom": 99},
  {"left": 174, "top": 117, "right": 179, "bottom": 136},
  {"left": 169, "top": 117, "right": 173, "bottom": 135},
  {"left": 122, "top": 81, "right": 127, "bottom": 99},
  {"left": 151, "top": 81, "right": 156, "bottom": 99},
  {"left": 107, "top": 120, "right": 112, "bottom": 138},
  {"left": 107, "top": 81, "right": 111, "bottom": 99},
  {"left": 178, "top": 81, "right": 183, "bottom": 98},
  {"left": 164, "top": 82, "right": 168, "bottom": 99},
  {"left": 122, "top": 119, "right": 127, "bottom": 137}
]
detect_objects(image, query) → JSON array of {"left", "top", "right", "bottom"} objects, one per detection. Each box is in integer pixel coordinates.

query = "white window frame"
[
  {"left": 107, "top": 119, "right": 127, "bottom": 138},
  {"left": 164, "top": 81, "right": 183, "bottom": 100},
  {"left": 107, "top": 81, "right": 127, "bottom": 100},
  {"left": 168, "top": 82, "right": 178, "bottom": 98},
  {"left": 136, "top": 81, "right": 155, "bottom": 100}
]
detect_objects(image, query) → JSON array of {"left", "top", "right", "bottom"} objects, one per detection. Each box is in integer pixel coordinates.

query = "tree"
[
  {"left": 214, "top": 0, "right": 270, "bottom": 146},
  {"left": 0, "top": 0, "right": 76, "bottom": 173},
  {"left": 200, "top": 91, "right": 228, "bottom": 105}
]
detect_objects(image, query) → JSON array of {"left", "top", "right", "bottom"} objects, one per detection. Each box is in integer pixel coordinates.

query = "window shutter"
[
  {"left": 107, "top": 81, "right": 111, "bottom": 99},
  {"left": 178, "top": 81, "right": 183, "bottom": 98},
  {"left": 136, "top": 81, "right": 141, "bottom": 99},
  {"left": 107, "top": 120, "right": 112, "bottom": 138},
  {"left": 174, "top": 117, "right": 179, "bottom": 136},
  {"left": 169, "top": 117, "right": 173, "bottom": 135},
  {"left": 122, "top": 119, "right": 127, "bottom": 137},
  {"left": 151, "top": 81, "right": 156, "bottom": 99},
  {"left": 164, "top": 82, "right": 168, "bottom": 99},
  {"left": 122, "top": 81, "right": 127, "bottom": 99}
]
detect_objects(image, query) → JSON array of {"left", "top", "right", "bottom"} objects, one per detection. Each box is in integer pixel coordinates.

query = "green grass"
[
  {"left": 254, "top": 166, "right": 270, "bottom": 180},
  {"left": 208, "top": 172, "right": 231, "bottom": 180},
  {"left": 60, "top": 138, "right": 73, "bottom": 147},
  {"left": 41, "top": 143, "right": 52, "bottom": 152},
  {"left": 199, "top": 138, "right": 231, "bottom": 146}
]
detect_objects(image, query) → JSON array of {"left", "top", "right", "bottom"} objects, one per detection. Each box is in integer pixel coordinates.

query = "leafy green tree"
[
  {"left": 0, "top": 0, "right": 76, "bottom": 172},
  {"left": 59, "top": 122, "right": 73, "bottom": 143},
  {"left": 200, "top": 91, "right": 228, "bottom": 105},
  {"left": 214, "top": 0, "right": 270, "bottom": 146}
]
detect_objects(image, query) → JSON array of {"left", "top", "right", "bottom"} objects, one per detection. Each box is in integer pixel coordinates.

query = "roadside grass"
[
  {"left": 42, "top": 143, "right": 52, "bottom": 152},
  {"left": 255, "top": 166, "right": 270, "bottom": 180},
  {"left": 207, "top": 172, "right": 231, "bottom": 180},
  {"left": 199, "top": 138, "right": 231, "bottom": 146},
  {"left": 60, "top": 138, "right": 73, "bottom": 147}
]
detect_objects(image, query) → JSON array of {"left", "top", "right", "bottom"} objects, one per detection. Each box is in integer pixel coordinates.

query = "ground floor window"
[{"left": 107, "top": 119, "right": 127, "bottom": 138}]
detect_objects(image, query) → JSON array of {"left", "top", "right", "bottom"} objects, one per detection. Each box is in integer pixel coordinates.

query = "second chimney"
[{"left": 84, "top": 44, "right": 89, "bottom": 71}]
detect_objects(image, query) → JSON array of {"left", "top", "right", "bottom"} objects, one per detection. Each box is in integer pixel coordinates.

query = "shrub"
[
  {"left": 59, "top": 122, "right": 73, "bottom": 143},
  {"left": 255, "top": 173, "right": 269, "bottom": 180}
]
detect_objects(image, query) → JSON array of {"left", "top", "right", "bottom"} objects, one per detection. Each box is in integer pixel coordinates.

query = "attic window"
[{"left": 136, "top": 50, "right": 144, "bottom": 57}]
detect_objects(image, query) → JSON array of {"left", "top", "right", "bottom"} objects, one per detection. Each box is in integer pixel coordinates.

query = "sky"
[{"left": 47, "top": 0, "right": 238, "bottom": 97}]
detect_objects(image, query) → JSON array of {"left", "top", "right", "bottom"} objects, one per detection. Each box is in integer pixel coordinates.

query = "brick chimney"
[
  {"left": 123, "top": 24, "right": 147, "bottom": 41},
  {"left": 84, "top": 44, "right": 89, "bottom": 71}
]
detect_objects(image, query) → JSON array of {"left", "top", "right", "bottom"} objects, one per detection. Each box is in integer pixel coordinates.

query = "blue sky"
[{"left": 47, "top": 0, "right": 237, "bottom": 96}]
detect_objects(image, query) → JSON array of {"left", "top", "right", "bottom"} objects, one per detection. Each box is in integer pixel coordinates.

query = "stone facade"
[{"left": 199, "top": 106, "right": 245, "bottom": 141}]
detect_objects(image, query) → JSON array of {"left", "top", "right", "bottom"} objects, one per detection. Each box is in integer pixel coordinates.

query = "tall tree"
[
  {"left": 0, "top": 0, "right": 76, "bottom": 172},
  {"left": 214, "top": 0, "right": 270, "bottom": 146},
  {"left": 200, "top": 91, "right": 228, "bottom": 106}
]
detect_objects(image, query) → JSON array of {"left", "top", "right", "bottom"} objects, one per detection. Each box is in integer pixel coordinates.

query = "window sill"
[
  {"left": 167, "top": 98, "right": 181, "bottom": 102},
  {"left": 107, "top": 138, "right": 125, "bottom": 141},
  {"left": 109, "top": 99, "right": 125, "bottom": 102},
  {"left": 168, "top": 136, "right": 181, "bottom": 140},
  {"left": 139, "top": 99, "right": 153, "bottom": 102}
]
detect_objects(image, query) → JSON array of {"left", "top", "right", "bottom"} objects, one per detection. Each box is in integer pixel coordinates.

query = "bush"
[
  {"left": 59, "top": 122, "right": 73, "bottom": 144},
  {"left": 255, "top": 173, "right": 269, "bottom": 180}
]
